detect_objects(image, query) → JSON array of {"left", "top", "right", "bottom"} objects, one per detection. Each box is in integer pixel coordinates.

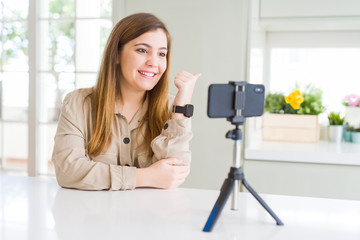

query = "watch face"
[{"left": 185, "top": 104, "right": 194, "bottom": 117}]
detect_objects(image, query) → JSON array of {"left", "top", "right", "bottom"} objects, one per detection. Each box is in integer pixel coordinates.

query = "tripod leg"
[
  {"left": 242, "top": 179, "right": 284, "bottom": 226},
  {"left": 203, "top": 178, "right": 235, "bottom": 232}
]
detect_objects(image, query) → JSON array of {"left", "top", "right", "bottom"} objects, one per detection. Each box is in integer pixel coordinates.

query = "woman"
[{"left": 52, "top": 13, "right": 201, "bottom": 190}]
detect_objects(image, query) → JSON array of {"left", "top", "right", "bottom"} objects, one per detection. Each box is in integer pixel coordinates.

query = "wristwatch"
[{"left": 172, "top": 104, "right": 194, "bottom": 118}]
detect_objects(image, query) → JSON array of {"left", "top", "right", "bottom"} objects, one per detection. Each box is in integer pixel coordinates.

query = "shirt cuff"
[
  {"left": 161, "top": 118, "right": 191, "bottom": 137},
  {"left": 110, "top": 165, "right": 136, "bottom": 190}
]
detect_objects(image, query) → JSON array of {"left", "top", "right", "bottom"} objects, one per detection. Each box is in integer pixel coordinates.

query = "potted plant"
[
  {"left": 263, "top": 85, "right": 325, "bottom": 142},
  {"left": 343, "top": 123, "right": 360, "bottom": 143},
  {"left": 327, "top": 112, "right": 346, "bottom": 143}
]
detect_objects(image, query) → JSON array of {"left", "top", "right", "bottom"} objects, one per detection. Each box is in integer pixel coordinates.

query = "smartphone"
[{"left": 207, "top": 82, "right": 265, "bottom": 118}]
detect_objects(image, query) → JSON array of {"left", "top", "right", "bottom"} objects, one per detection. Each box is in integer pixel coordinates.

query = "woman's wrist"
[
  {"left": 173, "top": 92, "right": 192, "bottom": 106},
  {"left": 136, "top": 168, "right": 151, "bottom": 188},
  {"left": 172, "top": 90, "right": 193, "bottom": 119}
]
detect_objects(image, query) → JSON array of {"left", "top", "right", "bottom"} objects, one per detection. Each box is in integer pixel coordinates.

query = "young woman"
[{"left": 52, "top": 13, "right": 201, "bottom": 190}]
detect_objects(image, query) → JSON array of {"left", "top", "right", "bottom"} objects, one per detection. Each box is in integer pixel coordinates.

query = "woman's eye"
[
  {"left": 159, "top": 52, "right": 166, "bottom": 57},
  {"left": 137, "top": 48, "right": 147, "bottom": 53}
]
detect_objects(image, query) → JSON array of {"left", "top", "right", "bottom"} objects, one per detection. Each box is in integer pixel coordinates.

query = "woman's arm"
[
  {"left": 135, "top": 158, "right": 190, "bottom": 188},
  {"left": 136, "top": 71, "right": 200, "bottom": 189},
  {"left": 52, "top": 91, "right": 136, "bottom": 190}
]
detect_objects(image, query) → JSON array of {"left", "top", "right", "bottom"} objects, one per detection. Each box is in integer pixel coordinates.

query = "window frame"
[{"left": 24, "top": 0, "right": 125, "bottom": 176}]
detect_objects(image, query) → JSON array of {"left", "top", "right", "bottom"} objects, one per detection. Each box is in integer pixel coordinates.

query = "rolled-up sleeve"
[
  {"left": 151, "top": 118, "right": 192, "bottom": 165},
  {"left": 52, "top": 92, "right": 136, "bottom": 190}
]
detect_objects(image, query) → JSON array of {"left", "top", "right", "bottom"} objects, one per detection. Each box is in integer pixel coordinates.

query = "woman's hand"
[
  {"left": 173, "top": 70, "right": 201, "bottom": 107},
  {"left": 136, "top": 158, "right": 190, "bottom": 189}
]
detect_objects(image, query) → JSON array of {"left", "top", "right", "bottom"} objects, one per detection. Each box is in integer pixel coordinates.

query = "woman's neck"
[{"left": 116, "top": 89, "right": 146, "bottom": 123}]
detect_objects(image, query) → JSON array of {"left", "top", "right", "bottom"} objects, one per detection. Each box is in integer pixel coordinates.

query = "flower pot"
[
  {"left": 328, "top": 125, "right": 343, "bottom": 143},
  {"left": 352, "top": 132, "right": 360, "bottom": 143},
  {"left": 344, "top": 130, "right": 352, "bottom": 142},
  {"left": 262, "top": 113, "right": 319, "bottom": 142}
]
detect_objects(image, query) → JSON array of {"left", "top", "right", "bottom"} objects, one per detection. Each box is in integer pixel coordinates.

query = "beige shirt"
[{"left": 52, "top": 88, "right": 192, "bottom": 191}]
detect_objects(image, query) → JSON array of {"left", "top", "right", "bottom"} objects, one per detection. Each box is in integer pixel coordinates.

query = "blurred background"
[{"left": 1, "top": 0, "right": 360, "bottom": 200}]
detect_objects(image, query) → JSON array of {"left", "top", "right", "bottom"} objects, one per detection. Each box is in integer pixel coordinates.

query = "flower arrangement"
[
  {"left": 328, "top": 112, "right": 345, "bottom": 126},
  {"left": 342, "top": 94, "right": 360, "bottom": 107},
  {"left": 265, "top": 85, "right": 325, "bottom": 115}
]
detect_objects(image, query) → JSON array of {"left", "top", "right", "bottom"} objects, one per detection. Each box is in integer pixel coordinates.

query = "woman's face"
[{"left": 119, "top": 28, "right": 168, "bottom": 94}]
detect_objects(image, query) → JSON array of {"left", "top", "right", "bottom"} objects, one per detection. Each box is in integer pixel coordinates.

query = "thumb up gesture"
[{"left": 173, "top": 70, "right": 201, "bottom": 107}]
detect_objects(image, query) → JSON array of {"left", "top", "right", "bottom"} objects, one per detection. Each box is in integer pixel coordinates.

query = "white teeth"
[{"left": 139, "top": 71, "right": 155, "bottom": 77}]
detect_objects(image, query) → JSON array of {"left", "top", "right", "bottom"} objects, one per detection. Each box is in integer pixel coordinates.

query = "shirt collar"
[{"left": 115, "top": 94, "right": 149, "bottom": 130}]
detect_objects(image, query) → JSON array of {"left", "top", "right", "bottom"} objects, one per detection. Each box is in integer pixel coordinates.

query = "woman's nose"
[{"left": 146, "top": 53, "right": 158, "bottom": 67}]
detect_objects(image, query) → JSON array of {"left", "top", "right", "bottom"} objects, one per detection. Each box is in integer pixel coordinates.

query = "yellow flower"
[{"left": 285, "top": 89, "right": 304, "bottom": 110}]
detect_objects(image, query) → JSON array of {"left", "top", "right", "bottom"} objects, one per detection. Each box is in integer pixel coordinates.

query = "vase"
[
  {"left": 262, "top": 113, "right": 319, "bottom": 142},
  {"left": 344, "top": 130, "right": 352, "bottom": 142},
  {"left": 328, "top": 125, "right": 343, "bottom": 143}
]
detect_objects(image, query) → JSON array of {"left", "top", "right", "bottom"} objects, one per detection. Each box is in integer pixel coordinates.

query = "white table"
[{"left": 1, "top": 175, "right": 360, "bottom": 240}]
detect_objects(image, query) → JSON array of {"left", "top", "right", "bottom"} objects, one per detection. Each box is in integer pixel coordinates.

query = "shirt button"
[
  {"left": 164, "top": 123, "right": 169, "bottom": 130},
  {"left": 123, "top": 137, "right": 130, "bottom": 144}
]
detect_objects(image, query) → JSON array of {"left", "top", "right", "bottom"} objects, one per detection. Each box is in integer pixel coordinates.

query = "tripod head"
[{"left": 226, "top": 126, "right": 242, "bottom": 141}]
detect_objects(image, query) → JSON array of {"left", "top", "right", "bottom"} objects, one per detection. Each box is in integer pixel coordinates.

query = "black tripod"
[{"left": 203, "top": 125, "right": 284, "bottom": 232}]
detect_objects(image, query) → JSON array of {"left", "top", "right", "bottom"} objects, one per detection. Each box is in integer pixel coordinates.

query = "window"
[
  {"left": 0, "top": 0, "right": 29, "bottom": 171},
  {"left": 263, "top": 31, "right": 360, "bottom": 123},
  {"left": 37, "top": 0, "right": 112, "bottom": 175},
  {"left": 0, "top": 0, "right": 114, "bottom": 176},
  {"left": 269, "top": 48, "right": 360, "bottom": 114}
]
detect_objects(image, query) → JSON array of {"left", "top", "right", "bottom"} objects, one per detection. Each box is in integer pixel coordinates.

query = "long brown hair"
[{"left": 87, "top": 13, "right": 171, "bottom": 157}]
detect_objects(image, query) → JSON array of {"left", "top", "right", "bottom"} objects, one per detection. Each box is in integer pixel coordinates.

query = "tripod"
[{"left": 203, "top": 125, "right": 284, "bottom": 232}]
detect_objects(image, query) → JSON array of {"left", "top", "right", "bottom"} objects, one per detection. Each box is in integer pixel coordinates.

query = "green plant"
[
  {"left": 264, "top": 85, "right": 325, "bottom": 115},
  {"left": 328, "top": 112, "right": 346, "bottom": 125},
  {"left": 297, "top": 86, "right": 325, "bottom": 115},
  {"left": 264, "top": 93, "right": 286, "bottom": 113}
]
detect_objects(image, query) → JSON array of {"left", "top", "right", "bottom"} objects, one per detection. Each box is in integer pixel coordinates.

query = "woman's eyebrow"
[{"left": 134, "top": 43, "right": 167, "bottom": 51}]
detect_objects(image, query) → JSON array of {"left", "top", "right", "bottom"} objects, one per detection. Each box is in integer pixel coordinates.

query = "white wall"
[
  {"left": 118, "top": 0, "right": 251, "bottom": 189},
  {"left": 260, "top": 0, "right": 360, "bottom": 18},
  {"left": 259, "top": 0, "right": 360, "bottom": 31}
]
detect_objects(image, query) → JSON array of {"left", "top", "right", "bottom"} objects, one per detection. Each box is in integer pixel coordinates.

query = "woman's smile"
[{"left": 138, "top": 70, "right": 157, "bottom": 78}]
